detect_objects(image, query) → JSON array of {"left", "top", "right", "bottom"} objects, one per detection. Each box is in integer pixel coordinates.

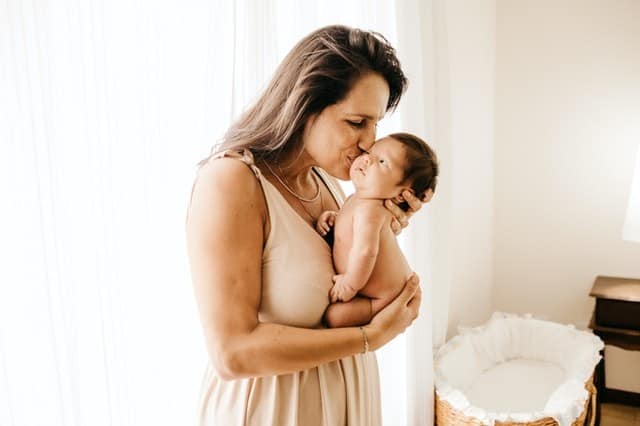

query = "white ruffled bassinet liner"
[{"left": 434, "top": 312, "right": 604, "bottom": 426}]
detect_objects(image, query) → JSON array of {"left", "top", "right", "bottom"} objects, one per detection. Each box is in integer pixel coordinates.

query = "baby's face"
[{"left": 349, "top": 136, "right": 408, "bottom": 199}]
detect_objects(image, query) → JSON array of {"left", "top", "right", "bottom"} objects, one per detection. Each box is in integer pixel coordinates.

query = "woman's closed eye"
[{"left": 348, "top": 120, "right": 365, "bottom": 128}]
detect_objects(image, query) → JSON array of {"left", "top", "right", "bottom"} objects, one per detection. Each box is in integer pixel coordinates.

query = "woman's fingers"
[
  {"left": 383, "top": 189, "right": 434, "bottom": 236},
  {"left": 407, "top": 286, "right": 421, "bottom": 318},
  {"left": 403, "top": 190, "right": 422, "bottom": 214},
  {"left": 390, "top": 217, "right": 402, "bottom": 235},
  {"left": 384, "top": 199, "right": 402, "bottom": 218},
  {"left": 385, "top": 200, "right": 408, "bottom": 228},
  {"left": 400, "top": 273, "right": 420, "bottom": 304},
  {"left": 366, "top": 273, "right": 422, "bottom": 347},
  {"left": 421, "top": 188, "right": 434, "bottom": 204},
  {"left": 400, "top": 188, "right": 433, "bottom": 215}
]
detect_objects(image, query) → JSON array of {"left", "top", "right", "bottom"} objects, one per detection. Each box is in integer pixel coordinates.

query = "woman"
[{"left": 186, "top": 25, "right": 429, "bottom": 425}]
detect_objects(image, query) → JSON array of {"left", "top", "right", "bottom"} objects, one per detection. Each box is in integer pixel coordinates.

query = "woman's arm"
[{"left": 186, "top": 159, "right": 420, "bottom": 380}]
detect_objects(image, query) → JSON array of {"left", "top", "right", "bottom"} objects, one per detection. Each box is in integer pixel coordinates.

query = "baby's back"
[{"left": 333, "top": 197, "right": 412, "bottom": 303}]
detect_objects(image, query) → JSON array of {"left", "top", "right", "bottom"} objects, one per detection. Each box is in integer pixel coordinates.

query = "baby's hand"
[
  {"left": 316, "top": 210, "right": 338, "bottom": 236},
  {"left": 329, "top": 274, "right": 358, "bottom": 303}
]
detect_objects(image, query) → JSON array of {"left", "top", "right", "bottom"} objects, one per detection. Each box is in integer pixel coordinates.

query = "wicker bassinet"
[{"left": 434, "top": 312, "right": 603, "bottom": 426}]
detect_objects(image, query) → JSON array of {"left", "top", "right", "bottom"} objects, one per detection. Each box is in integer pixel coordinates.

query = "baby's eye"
[{"left": 379, "top": 158, "right": 386, "bottom": 164}]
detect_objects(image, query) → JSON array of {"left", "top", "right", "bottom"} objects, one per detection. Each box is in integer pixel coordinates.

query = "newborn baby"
[{"left": 318, "top": 133, "right": 438, "bottom": 328}]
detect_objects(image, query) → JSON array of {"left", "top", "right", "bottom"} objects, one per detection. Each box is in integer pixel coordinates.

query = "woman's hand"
[
  {"left": 386, "top": 189, "right": 434, "bottom": 235},
  {"left": 366, "top": 274, "right": 421, "bottom": 350}
]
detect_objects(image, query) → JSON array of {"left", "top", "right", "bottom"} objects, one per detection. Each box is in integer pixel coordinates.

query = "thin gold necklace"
[
  {"left": 264, "top": 161, "right": 320, "bottom": 203},
  {"left": 292, "top": 187, "right": 325, "bottom": 225}
]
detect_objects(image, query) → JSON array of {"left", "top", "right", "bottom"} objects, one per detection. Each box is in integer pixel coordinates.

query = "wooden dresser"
[{"left": 589, "top": 275, "right": 640, "bottom": 425}]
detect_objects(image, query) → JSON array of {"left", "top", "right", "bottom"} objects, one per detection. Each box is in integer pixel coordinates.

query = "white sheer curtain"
[
  {"left": 394, "top": 1, "right": 453, "bottom": 424},
  {"left": 1, "top": 2, "right": 220, "bottom": 425},
  {"left": 0, "top": 1, "right": 448, "bottom": 425}
]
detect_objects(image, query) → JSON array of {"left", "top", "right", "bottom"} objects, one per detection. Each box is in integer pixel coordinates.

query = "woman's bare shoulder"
[
  {"left": 188, "top": 157, "right": 266, "bottom": 224},
  {"left": 198, "top": 156, "right": 260, "bottom": 186}
]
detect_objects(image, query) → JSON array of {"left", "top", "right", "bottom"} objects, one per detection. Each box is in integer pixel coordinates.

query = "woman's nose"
[
  {"left": 357, "top": 125, "right": 377, "bottom": 153},
  {"left": 357, "top": 138, "right": 375, "bottom": 154}
]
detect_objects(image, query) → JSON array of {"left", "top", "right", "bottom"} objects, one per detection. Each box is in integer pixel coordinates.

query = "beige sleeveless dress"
[{"left": 197, "top": 150, "right": 381, "bottom": 426}]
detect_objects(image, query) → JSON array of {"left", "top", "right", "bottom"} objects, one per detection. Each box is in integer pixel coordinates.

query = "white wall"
[
  {"left": 442, "top": 0, "right": 496, "bottom": 339},
  {"left": 494, "top": 0, "right": 640, "bottom": 327}
]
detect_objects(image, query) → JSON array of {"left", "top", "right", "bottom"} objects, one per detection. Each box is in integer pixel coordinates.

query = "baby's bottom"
[{"left": 323, "top": 295, "right": 393, "bottom": 328}]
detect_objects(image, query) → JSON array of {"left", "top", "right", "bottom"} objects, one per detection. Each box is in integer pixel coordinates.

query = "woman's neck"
[{"left": 270, "top": 149, "right": 316, "bottom": 189}]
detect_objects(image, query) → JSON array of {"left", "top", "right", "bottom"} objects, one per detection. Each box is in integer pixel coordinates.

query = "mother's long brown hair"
[{"left": 199, "top": 25, "right": 407, "bottom": 166}]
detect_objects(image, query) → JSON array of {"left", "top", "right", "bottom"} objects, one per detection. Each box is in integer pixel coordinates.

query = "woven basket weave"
[{"left": 435, "top": 374, "right": 596, "bottom": 426}]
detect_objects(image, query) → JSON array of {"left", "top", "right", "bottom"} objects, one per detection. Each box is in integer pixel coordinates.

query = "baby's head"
[
  {"left": 349, "top": 133, "right": 438, "bottom": 210},
  {"left": 389, "top": 132, "right": 439, "bottom": 210}
]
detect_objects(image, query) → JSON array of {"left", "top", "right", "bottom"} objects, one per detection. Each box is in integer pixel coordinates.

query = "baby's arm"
[{"left": 329, "top": 204, "right": 386, "bottom": 302}]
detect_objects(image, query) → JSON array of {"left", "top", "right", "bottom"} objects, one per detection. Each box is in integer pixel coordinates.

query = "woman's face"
[{"left": 302, "top": 72, "right": 390, "bottom": 180}]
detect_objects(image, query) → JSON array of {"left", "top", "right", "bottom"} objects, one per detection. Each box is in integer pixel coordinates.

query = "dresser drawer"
[{"left": 595, "top": 298, "right": 640, "bottom": 330}]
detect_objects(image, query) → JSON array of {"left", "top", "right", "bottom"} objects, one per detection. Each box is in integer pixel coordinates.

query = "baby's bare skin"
[
  {"left": 320, "top": 136, "right": 419, "bottom": 328},
  {"left": 321, "top": 195, "right": 412, "bottom": 328},
  {"left": 333, "top": 196, "right": 411, "bottom": 304}
]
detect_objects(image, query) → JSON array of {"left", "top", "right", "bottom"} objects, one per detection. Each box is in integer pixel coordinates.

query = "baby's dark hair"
[{"left": 389, "top": 132, "right": 439, "bottom": 211}]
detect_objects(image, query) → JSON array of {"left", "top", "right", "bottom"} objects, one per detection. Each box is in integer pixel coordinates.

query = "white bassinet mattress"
[
  {"left": 466, "top": 358, "right": 564, "bottom": 412},
  {"left": 435, "top": 312, "right": 604, "bottom": 426}
]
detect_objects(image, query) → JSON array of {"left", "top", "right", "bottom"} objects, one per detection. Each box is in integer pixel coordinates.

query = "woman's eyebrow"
[{"left": 347, "top": 113, "right": 384, "bottom": 121}]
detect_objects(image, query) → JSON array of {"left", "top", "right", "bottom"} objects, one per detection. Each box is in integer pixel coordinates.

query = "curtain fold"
[
  {"left": 1, "top": 2, "right": 225, "bottom": 424},
  {"left": 394, "top": 1, "right": 453, "bottom": 425},
  {"left": 1, "top": 1, "right": 444, "bottom": 424}
]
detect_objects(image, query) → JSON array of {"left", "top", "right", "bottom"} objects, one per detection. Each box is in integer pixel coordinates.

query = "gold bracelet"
[{"left": 358, "top": 326, "right": 369, "bottom": 353}]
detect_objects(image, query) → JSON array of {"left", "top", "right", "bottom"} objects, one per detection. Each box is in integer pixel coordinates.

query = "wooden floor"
[{"left": 601, "top": 402, "right": 640, "bottom": 425}]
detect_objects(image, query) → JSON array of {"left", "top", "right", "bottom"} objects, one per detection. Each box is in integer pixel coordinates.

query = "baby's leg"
[
  {"left": 323, "top": 295, "right": 395, "bottom": 328},
  {"left": 323, "top": 297, "right": 373, "bottom": 328}
]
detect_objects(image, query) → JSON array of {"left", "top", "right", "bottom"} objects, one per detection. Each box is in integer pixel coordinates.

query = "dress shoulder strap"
[
  {"left": 210, "top": 148, "right": 263, "bottom": 180},
  {"left": 186, "top": 149, "right": 263, "bottom": 224},
  {"left": 313, "top": 167, "right": 346, "bottom": 207}
]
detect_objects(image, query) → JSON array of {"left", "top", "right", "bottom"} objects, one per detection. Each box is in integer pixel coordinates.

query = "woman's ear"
[{"left": 303, "top": 113, "right": 319, "bottom": 134}]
